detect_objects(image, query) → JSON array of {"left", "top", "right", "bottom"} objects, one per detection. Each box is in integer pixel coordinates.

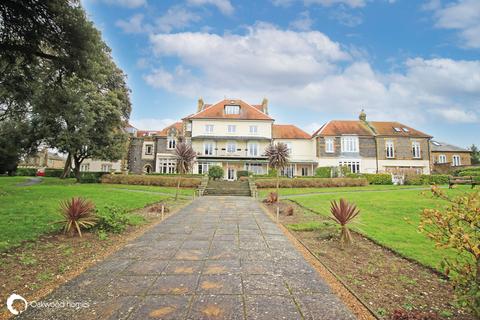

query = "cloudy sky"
[{"left": 82, "top": 0, "right": 479, "bottom": 148}]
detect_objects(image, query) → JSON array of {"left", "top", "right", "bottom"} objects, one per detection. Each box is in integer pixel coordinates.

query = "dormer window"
[
  {"left": 402, "top": 128, "right": 409, "bottom": 132},
  {"left": 225, "top": 105, "right": 240, "bottom": 115},
  {"left": 167, "top": 136, "right": 176, "bottom": 149},
  {"left": 393, "top": 127, "right": 401, "bottom": 132}
]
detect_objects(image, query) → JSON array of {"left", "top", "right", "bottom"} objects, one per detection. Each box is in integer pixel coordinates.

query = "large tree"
[{"left": 471, "top": 144, "right": 480, "bottom": 165}]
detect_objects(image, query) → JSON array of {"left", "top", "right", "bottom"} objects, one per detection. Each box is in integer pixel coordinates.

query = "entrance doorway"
[{"left": 227, "top": 167, "right": 236, "bottom": 181}]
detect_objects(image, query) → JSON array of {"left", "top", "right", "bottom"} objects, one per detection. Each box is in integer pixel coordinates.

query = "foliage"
[
  {"left": 265, "top": 142, "right": 290, "bottom": 198},
  {"left": 237, "top": 170, "right": 249, "bottom": 178},
  {"left": 78, "top": 172, "right": 108, "bottom": 183},
  {"left": 263, "top": 192, "right": 278, "bottom": 204},
  {"left": 315, "top": 167, "right": 332, "bottom": 178},
  {"left": 330, "top": 198, "right": 360, "bottom": 247},
  {"left": 174, "top": 142, "right": 196, "bottom": 200},
  {"left": 268, "top": 168, "right": 278, "bottom": 177},
  {"left": 15, "top": 168, "right": 37, "bottom": 176},
  {"left": 405, "top": 174, "right": 450, "bottom": 185},
  {"left": 255, "top": 178, "right": 368, "bottom": 188},
  {"left": 208, "top": 165, "right": 224, "bottom": 180},
  {"left": 347, "top": 173, "right": 393, "bottom": 185},
  {"left": 95, "top": 206, "right": 130, "bottom": 234},
  {"left": 44, "top": 168, "right": 66, "bottom": 177},
  {"left": 471, "top": 144, "right": 480, "bottom": 165},
  {"left": 457, "top": 168, "right": 480, "bottom": 177},
  {"left": 101, "top": 174, "right": 201, "bottom": 187},
  {"left": 53, "top": 197, "right": 97, "bottom": 237},
  {"left": 419, "top": 186, "right": 480, "bottom": 316},
  {"left": 389, "top": 309, "right": 440, "bottom": 320}
]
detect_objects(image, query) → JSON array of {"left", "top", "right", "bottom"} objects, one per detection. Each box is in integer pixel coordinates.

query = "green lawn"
[
  {"left": 0, "top": 177, "right": 192, "bottom": 251},
  {"left": 278, "top": 185, "right": 475, "bottom": 270}
]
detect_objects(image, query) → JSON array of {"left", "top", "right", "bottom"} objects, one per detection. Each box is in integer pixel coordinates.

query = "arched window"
[{"left": 143, "top": 164, "right": 152, "bottom": 174}]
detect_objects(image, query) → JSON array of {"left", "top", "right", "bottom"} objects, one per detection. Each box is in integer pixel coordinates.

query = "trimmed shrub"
[
  {"left": 78, "top": 172, "right": 108, "bottom": 183},
  {"left": 458, "top": 170, "right": 480, "bottom": 177},
  {"left": 254, "top": 177, "right": 368, "bottom": 188},
  {"left": 208, "top": 165, "right": 224, "bottom": 180},
  {"left": 15, "top": 168, "right": 37, "bottom": 176},
  {"left": 315, "top": 167, "right": 331, "bottom": 178},
  {"left": 404, "top": 174, "right": 449, "bottom": 185},
  {"left": 364, "top": 173, "right": 392, "bottom": 185},
  {"left": 100, "top": 174, "right": 201, "bottom": 187},
  {"left": 44, "top": 168, "right": 65, "bottom": 177},
  {"left": 237, "top": 170, "right": 249, "bottom": 178},
  {"left": 146, "top": 173, "right": 204, "bottom": 177}
]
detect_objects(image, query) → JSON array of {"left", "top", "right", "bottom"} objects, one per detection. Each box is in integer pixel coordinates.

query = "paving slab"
[{"left": 18, "top": 196, "right": 354, "bottom": 320}]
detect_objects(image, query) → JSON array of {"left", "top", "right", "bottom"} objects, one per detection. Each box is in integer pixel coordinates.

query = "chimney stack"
[
  {"left": 197, "top": 98, "right": 204, "bottom": 112},
  {"left": 261, "top": 98, "right": 269, "bottom": 115},
  {"left": 359, "top": 109, "right": 367, "bottom": 121}
]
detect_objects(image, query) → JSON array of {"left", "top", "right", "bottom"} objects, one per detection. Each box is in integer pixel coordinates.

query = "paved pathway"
[
  {"left": 16, "top": 177, "right": 43, "bottom": 186},
  {"left": 19, "top": 196, "right": 354, "bottom": 320}
]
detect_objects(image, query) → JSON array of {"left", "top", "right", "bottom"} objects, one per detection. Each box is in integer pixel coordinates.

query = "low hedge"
[
  {"left": 254, "top": 177, "right": 368, "bottom": 188},
  {"left": 15, "top": 168, "right": 37, "bottom": 176},
  {"left": 146, "top": 173, "right": 204, "bottom": 177},
  {"left": 44, "top": 168, "right": 65, "bottom": 177},
  {"left": 346, "top": 173, "right": 392, "bottom": 185},
  {"left": 101, "top": 174, "right": 202, "bottom": 187},
  {"left": 404, "top": 174, "right": 450, "bottom": 185},
  {"left": 315, "top": 167, "right": 331, "bottom": 178},
  {"left": 458, "top": 170, "right": 480, "bottom": 177},
  {"left": 78, "top": 172, "right": 109, "bottom": 183}
]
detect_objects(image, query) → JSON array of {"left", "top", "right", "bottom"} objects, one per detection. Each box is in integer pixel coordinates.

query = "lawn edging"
[
  {"left": 286, "top": 198, "right": 447, "bottom": 278},
  {"left": 258, "top": 202, "right": 378, "bottom": 320}
]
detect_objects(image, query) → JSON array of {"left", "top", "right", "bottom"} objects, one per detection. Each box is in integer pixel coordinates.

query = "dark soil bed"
[
  {"left": 0, "top": 200, "right": 188, "bottom": 320},
  {"left": 263, "top": 200, "right": 474, "bottom": 320}
]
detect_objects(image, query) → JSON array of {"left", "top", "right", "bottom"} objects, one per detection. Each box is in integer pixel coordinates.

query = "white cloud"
[
  {"left": 430, "top": 0, "right": 480, "bottom": 48},
  {"left": 156, "top": 6, "right": 201, "bottom": 33},
  {"left": 187, "top": 0, "right": 234, "bottom": 15},
  {"left": 144, "top": 24, "right": 480, "bottom": 126},
  {"left": 290, "top": 11, "right": 314, "bottom": 31},
  {"left": 100, "top": 0, "right": 146, "bottom": 8},
  {"left": 330, "top": 7, "right": 363, "bottom": 27},
  {"left": 130, "top": 118, "right": 177, "bottom": 130},
  {"left": 115, "top": 14, "right": 145, "bottom": 34},
  {"left": 271, "top": 0, "right": 366, "bottom": 8}
]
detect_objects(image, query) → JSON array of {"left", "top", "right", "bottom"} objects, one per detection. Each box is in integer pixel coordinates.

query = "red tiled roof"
[
  {"left": 273, "top": 124, "right": 311, "bottom": 139},
  {"left": 368, "top": 121, "right": 432, "bottom": 138},
  {"left": 158, "top": 122, "right": 183, "bottom": 137},
  {"left": 186, "top": 99, "right": 273, "bottom": 120},
  {"left": 136, "top": 130, "right": 162, "bottom": 137},
  {"left": 314, "top": 121, "right": 374, "bottom": 136}
]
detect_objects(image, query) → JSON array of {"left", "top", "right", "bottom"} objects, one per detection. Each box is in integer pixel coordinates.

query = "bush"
[
  {"left": 254, "top": 177, "right": 368, "bottom": 188},
  {"left": 458, "top": 170, "right": 480, "bottom": 177},
  {"left": 54, "top": 197, "right": 97, "bottom": 237},
  {"left": 96, "top": 206, "right": 130, "bottom": 233},
  {"left": 44, "top": 168, "right": 65, "bottom": 177},
  {"left": 100, "top": 174, "right": 201, "bottom": 187},
  {"left": 364, "top": 173, "right": 392, "bottom": 185},
  {"left": 78, "top": 172, "right": 108, "bottom": 183},
  {"left": 237, "top": 170, "right": 249, "bottom": 178},
  {"left": 315, "top": 167, "right": 331, "bottom": 178},
  {"left": 15, "top": 168, "right": 37, "bottom": 176},
  {"left": 405, "top": 174, "right": 449, "bottom": 185},
  {"left": 208, "top": 165, "right": 224, "bottom": 180}
]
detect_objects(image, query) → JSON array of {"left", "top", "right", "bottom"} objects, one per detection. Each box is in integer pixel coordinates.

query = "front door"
[{"left": 227, "top": 167, "right": 236, "bottom": 181}]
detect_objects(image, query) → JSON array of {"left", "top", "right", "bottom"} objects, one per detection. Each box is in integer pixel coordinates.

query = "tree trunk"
[
  {"left": 175, "top": 176, "right": 181, "bottom": 201},
  {"left": 61, "top": 153, "right": 72, "bottom": 179},
  {"left": 73, "top": 156, "right": 82, "bottom": 183},
  {"left": 276, "top": 169, "right": 280, "bottom": 202}
]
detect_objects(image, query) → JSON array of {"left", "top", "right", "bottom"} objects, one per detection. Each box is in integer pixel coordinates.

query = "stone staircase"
[{"left": 204, "top": 180, "right": 252, "bottom": 197}]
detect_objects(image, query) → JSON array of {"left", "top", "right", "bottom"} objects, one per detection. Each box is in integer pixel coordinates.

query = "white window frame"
[
  {"left": 452, "top": 155, "right": 461, "bottom": 166},
  {"left": 227, "top": 125, "right": 236, "bottom": 133},
  {"left": 204, "top": 142, "right": 214, "bottom": 156},
  {"left": 249, "top": 125, "right": 258, "bottom": 134},
  {"left": 339, "top": 161, "right": 361, "bottom": 174},
  {"left": 248, "top": 142, "right": 259, "bottom": 157},
  {"left": 284, "top": 142, "right": 292, "bottom": 154},
  {"left": 186, "top": 123, "right": 192, "bottom": 132},
  {"left": 198, "top": 162, "right": 210, "bottom": 174},
  {"left": 80, "top": 164, "right": 89, "bottom": 172},
  {"left": 412, "top": 141, "right": 421, "bottom": 159},
  {"left": 341, "top": 136, "right": 359, "bottom": 153},
  {"left": 245, "top": 163, "right": 264, "bottom": 175},
  {"left": 226, "top": 141, "right": 236, "bottom": 154},
  {"left": 325, "top": 137, "right": 334, "bottom": 153},
  {"left": 145, "top": 144, "right": 153, "bottom": 155},
  {"left": 386, "top": 140, "right": 395, "bottom": 158},
  {"left": 101, "top": 164, "right": 111, "bottom": 172},
  {"left": 167, "top": 136, "right": 176, "bottom": 149},
  {"left": 225, "top": 105, "right": 240, "bottom": 114},
  {"left": 438, "top": 154, "right": 447, "bottom": 164},
  {"left": 158, "top": 158, "right": 176, "bottom": 174},
  {"left": 205, "top": 124, "right": 214, "bottom": 134},
  {"left": 301, "top": 167, "right": 309, "bottom": 176}
]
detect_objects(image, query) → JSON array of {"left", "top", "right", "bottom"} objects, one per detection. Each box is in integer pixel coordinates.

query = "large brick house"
[
  {"left": 127, "top": 99, "right": 471, "bottom": 177},
  {"left": 312, "top": 111, "right": 432, "bottom": 174}
]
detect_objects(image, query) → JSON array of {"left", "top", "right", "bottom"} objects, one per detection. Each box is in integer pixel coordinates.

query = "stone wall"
[
  {"left": 376, "top": 137, "right": 430, "bottom": 161},
  {"left": 127, "top": 137, "right": 155, "bottom": 174}
]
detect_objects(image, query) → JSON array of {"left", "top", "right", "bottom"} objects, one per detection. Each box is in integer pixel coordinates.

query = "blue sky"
[{"left": 82, "top": 0, "right": 479, "bottom": 148}]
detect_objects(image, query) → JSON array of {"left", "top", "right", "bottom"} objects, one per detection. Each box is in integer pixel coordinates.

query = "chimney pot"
[
  {"left": 359, "top": 109, "right": 367, "bottom": 121},
  {"left": 197, "top": 98, "right": 204, "bottom": 112},
  {"left": 261, "top": 98, "right": 269, "bottom": 115}
]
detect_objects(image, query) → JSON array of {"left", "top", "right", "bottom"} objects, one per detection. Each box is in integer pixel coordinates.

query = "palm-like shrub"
[
  {"left": 330, "top": 198, "right": 360, "bottom": 247},
  {"left": 174, "top": 142, "right": 196, "bottom": 200},
  {"left": 265, "top": 142, "right": 290, "bottom": 200},
  {"left": 55, "top": 197, "right": 97, "bottom": 237}
]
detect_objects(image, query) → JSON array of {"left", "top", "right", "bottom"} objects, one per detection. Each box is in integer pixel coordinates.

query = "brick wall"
[
  {"left": 376, "top": 137, "right": 430, "bottom": 160},
  {"left": 316, "top": 136, "right": 376, "bottom": 158}
]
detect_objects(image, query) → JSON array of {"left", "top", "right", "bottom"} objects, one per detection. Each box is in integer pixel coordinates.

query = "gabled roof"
[
  {"left": 273, "top": 124, "right": 311, "bottom": 139},
  {"left": 136, "top": 130, "right": 162, "bottom": 137},
  {"left": 430, "top": 140, "right": 470, "bottom": 152},
  {"left": 158, "top": 122, "right": 183, "bottom": 137},
  {"left": 313, "top": 120, "right": 374, "bottom": 137},
  {"left": 368, "top": 121, "right": 432, "bottom": 138},
  {"left": 185, "top": 99, "right": 273, "bottom": 120}
]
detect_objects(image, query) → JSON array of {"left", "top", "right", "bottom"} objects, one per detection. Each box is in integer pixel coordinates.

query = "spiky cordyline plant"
[
  {"left": 174, "top": 141, "right": 196, "bottom": 200},
  {"left": 265, "top": 142, "right": 290, "bottom": 201},
  {"left": 54, "top": 197, "right": 97, "bottom": 237},
  {"left": 330, "top": 198, "right": 360, "bottom": 248}
]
